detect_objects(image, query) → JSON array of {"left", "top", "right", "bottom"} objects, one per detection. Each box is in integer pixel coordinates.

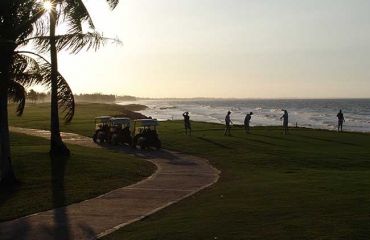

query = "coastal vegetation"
[
  {"left": 0, "top": 0, "right": 120, "bottom": 184},
  {"left": 43, "top": 0, "right": 120, "bottom": 156},
  {"left": 23, "top": 92, "right": 136, "bottom": 103},
  {"left": 74, "top": 93, "right": 116, "bottom": 103},
  {"left": 8, "top": 102, "right": 147, "bottom": 136}
]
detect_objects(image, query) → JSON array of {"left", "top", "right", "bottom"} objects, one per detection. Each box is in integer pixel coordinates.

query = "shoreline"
[{"left": 116, "top": 99, "right": 370, "bottom": 133}]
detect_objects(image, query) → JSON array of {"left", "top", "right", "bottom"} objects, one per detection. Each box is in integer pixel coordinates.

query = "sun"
[{"left": 43, "top": 1, "right": 53, "bottom": 12}]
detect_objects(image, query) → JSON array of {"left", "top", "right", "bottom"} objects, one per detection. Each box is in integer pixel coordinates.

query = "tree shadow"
[
  {"left": 232, "top": 135, "right": 283, "bottom": 147},
  {"left": 0, "top": 218, "right": 31, "bottom": 240},
  {"left": 0, "top": 183, "right": 31, "bottom": 239},
  {"left": 0, "top": 153, "right": 98, "bottom": 239},
  {"left": 48, "top": 154, "right": 71, "bottom": 240},
  {"left": 292, "top": 133, "right": 360, "bottom": 146},
  {"left": 96, "top": 143, "right": 201, "bottom": 167},
  {"left": 251, "top": 133, "right": 301, "bottom": 143},
  {"left": 40, "top": 154, "right": 97, "bottom": 239},
  {"left": 197, "top": 136, "right": 232, "bottom": 149},
  {"left": 0, "top": 182, "right": 21, "bottom": 213}
]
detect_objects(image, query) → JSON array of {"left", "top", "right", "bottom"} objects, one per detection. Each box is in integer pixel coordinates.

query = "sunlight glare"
[{"left": 43, "top": 1, "right": 53, "bottom": 12}]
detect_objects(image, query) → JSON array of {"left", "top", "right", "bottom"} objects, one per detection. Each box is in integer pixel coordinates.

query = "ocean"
[{"left": 117, "top": 99, "right": 370, "bottom": 132}]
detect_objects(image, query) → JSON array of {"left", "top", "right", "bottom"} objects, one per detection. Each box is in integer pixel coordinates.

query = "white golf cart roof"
[
  {"left": 110, "top": 117, "right": 131, "bottom": 125},
  {"left": 95, "top": 116, "right": 112, "bottom": 120},
  {"left": 134, "top": 119, "right": 159, "bottom": 126}
]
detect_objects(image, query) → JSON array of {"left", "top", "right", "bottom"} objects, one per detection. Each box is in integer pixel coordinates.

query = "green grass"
[
  {"left": 8, "top": 102, "right": 144, "bottom": 137},
  {"left": 0, "top": 133, "right": 155, "bottom": 222},
  {"left": 8, "top": 103, "right": 370, "bottom": 239},
  {"left": 102, "top": 122, "right": 370, "bottom": 240}
]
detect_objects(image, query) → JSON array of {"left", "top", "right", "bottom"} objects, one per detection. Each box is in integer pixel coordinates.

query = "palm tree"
[
  {"left": 10, "top": 52, "right": 75, "bottom": 122},
  {"left": 0, "top": 0, "right": 76, "bottom": 183},
  {"left": 45, "top": 0, "right": 120, "bottom": 156},
  {"left": 0, "top": 0, "right": 46, "bottom": 184},
  {"left": 0, "top": 0, "right": 118, "bottom": 183},
  {"left": 0, "top": 50, "right": 75, "bottom": 185}
]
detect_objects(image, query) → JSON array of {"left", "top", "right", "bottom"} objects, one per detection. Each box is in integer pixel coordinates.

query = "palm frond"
[
  {"left": 12, "top": 54, "right": 40, "bottom": 75},
  {"left": 12, "top": 54, "right": 42, "bottom": 86},
  {"left": 15, "top": 2, "right": 46, "bottom": 41},
  {"left": 31, "top": 32, "right": 121, "bottom": 54},
  {"left": 8, "top": 81, "right": 26, "bottom": 116},
  {"left": 106, "top": 0, "right": 120, "bottom": 10},
  {"left": 13, "top": 52, "right": 75, "bottom": 123},
  {"left": 62, "top": 0, "right": 95, "bottom": 32},
  {"left": 38, "top": 63, "right": 75, "bottom": 123}
]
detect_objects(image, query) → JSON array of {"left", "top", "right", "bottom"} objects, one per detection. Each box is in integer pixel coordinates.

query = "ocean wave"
[
  {"left": 159, "top": 106, "right": 177, "bottom": 110},
  {"left": 123, "top": 99, "right": 370, "bottom": 132}
]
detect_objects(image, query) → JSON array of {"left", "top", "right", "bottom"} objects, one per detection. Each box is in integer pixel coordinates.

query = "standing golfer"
[
  {"left": 224, "top": 111, "right": 233, "bottom": 136},
  {"left": 280, "top": 109, "right": 289, "bottom": 134},
  {"left": 337, "top": 109, "right": 345, "bottom": 132},
  {"left": 183, "top": 112, "right": 191, "bottom": 135},
  {"left": 244, "top": 112, "right": 253, "bottom": 133}
]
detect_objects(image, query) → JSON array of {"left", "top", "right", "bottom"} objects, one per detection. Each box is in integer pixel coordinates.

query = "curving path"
[{"left": 0, "top": 127, "right": 220, "bottom": 240}]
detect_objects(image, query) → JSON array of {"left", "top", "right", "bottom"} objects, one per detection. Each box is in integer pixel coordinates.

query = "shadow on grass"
[
  {"left": 96, "top": 142, "right": 201, "bottom": 167},
  {"left": 0, "top": 154, "right": 97, "bottom": 240},
  {"left": 251, "top": 132, "right": 302, "bottom": 143},
  {"left": 197, "top": 137, "right": 232, "bottom": 149},
  {"left": 0, "top": 183, "right": 32, "bottom": 239},
  {"left": 231, "top": 134, "right": 283, "bottom": 147},
  {"left": 46, "top": 155, "right": 97, "bottom": 239},
  {"left": 49, "top": 155, "right": 71, "bottom": 240},
  {"left": 293, "top": 133, "right": 360, "bottom": 146}
]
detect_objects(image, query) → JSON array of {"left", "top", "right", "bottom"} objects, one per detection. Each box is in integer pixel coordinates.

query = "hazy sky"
[{"left": 51, "top": 0, "right": 370, "bottom": 98}]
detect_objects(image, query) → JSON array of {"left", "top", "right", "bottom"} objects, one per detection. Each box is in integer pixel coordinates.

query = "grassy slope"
[
  {"left": 104, "top": 122, "right": 370, "bottom": 240},
  {"left": 8, "top": 103, "right": 370, "bottom": 239},
  {"left": 8, "top": 102, "right": 146, "bottom": 137},
  {"left": 0, "top": 133, "right": 155, "bottom": 222}
]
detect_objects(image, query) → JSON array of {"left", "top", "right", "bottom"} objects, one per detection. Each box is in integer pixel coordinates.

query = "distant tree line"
[
  {"left": 75, "top": 94, "right": 137, "bottom": 103},
  {"left": 25, "top": 89, "right": 49, "bottom": 103},
  {"left": 20, "top": 92, "right": 138, "bottom": 104},
  {"left": 116, "top": 95, "right": 137, "bottom": 101},
  {"left": 74, "top": 93, "right": 116, "bottom": 103}
]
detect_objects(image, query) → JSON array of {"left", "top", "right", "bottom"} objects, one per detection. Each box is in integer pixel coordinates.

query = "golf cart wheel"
[
  {"left": 137, "top": 137, "right": 148, "bottom": 150},
  {"left": 97, "top": 132, "right": 105, "bottom": 144},
  {"left": 111, "top": 134, "right": 119, "bottom": 145},
  {"left": 125, "top": 136, "right": 133, "bottom": 146},
  {"left": 155, "top": 140, "right": 162, "bottom": 150}
]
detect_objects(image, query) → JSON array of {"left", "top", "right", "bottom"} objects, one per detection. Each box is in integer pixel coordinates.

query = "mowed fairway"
[
  {"left": 8, "top": 102, "right": 146, "bottom": 137},
  {"left": 8, "top": 103, "right": 370, "bottom": 239},
  {"left": 104, "top": 122, "right": 370, "bottom": 240}
]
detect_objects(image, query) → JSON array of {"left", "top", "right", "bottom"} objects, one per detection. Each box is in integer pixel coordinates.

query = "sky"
[{"left": 48, "top": 0, "right": 370, "bottom": 98}]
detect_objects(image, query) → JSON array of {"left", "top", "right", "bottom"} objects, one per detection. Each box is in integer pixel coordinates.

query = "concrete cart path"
[{"left": 1, "top": 127, "right": 220, "bottom": 240}]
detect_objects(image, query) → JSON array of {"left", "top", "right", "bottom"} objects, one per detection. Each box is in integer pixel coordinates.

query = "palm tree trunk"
[
  {"left": 49, "top": 9, "right": 70, "bottom": 156},
  {"left": 0, "top": 45, "right": 16, "bottom": 185},
  {"left": 0, "top": 92, "right": 16, "bottom": 185}
]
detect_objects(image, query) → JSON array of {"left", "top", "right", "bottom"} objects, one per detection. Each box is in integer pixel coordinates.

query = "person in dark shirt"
[
  {"left": 337, "top": 109, "right": 345, "bottom": 132},
  {"left": 224, "top": 111, "right": 233, "bottom": 136},
  {"left": 280, "top": 109, "right": 289, "bottom": 134},
  {"left": 244, "top": 112, "right": 253, "bottom": 133},
  {"left": 183, "top": 112, "right": 191, "bottom": 135}
]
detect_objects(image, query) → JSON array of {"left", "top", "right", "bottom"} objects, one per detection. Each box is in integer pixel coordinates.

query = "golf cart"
[
  {"left": 93, "top": 116, "right": 111, "bottom": 143},
  {"left": 109, "top": 117, "right": 132, "bottom": 146},
  {"left": 132, "top": 119, "right": 161, "bottom": 149}
]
